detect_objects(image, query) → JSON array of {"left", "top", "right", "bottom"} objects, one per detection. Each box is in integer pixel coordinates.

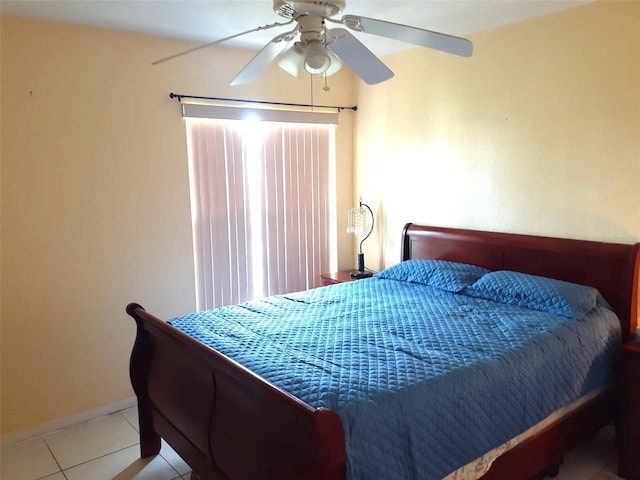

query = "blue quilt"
[{"left": 169, "top": 263, "right": 621, "bottom": 480}]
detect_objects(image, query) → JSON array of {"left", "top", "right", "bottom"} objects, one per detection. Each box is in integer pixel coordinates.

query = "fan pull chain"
[{"left": 322, "top": 73, "right": 330, "bottom": 92}]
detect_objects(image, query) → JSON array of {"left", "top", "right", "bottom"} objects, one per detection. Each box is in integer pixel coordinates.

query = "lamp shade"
[
  {"left": 347, "top": 200, "right": 374, "bottom": 277},
  {"left": 304, "top": 40, "right": 331, "bottom": 74},
  {"left": 277, "top": 41, "right": 343, "bottom": 78}
]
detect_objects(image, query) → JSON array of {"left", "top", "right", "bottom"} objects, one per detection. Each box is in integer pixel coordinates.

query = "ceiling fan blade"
[
  {"left": 230, "top": 33, "right": 296, "bottom": 86},
  {"left": 327, "top": 28, "right": 393, "bottom": 85},
  {"left": 151, "top": 20, "right": 293, "bottom": 66},
  {"left": 340, "top": 15, "right": 473, "bottom": 58}
]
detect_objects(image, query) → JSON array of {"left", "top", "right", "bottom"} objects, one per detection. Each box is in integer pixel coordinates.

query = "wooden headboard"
[{"left": 401, "top": 223, "right": 640, "bottom": 342}]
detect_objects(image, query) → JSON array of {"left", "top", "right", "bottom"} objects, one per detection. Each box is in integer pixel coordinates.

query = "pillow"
[
  {"left": 463, "top": 270, "right": 599, "bottom": 319},
  {"left": 375, "top": 259, "right": 490, "bottom": 292}
]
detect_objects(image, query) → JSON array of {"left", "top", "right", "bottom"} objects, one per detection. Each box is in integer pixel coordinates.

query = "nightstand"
[
  {"left": 320, "top": 270, "right": 363, "bottom": 286},
  {"left": 619, "top": 341, "right": 640, "bottom": 480}
]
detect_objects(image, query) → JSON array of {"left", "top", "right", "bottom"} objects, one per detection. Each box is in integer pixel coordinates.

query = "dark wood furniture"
[
  {"left": 127, "top": 223, "right": 639, "bottom": 480},
  {"left": 619, "top": 341, "right": 640, "bottom": 480},
  {"left": 320, "top": 270, "right": 360, "bottom": 286}
]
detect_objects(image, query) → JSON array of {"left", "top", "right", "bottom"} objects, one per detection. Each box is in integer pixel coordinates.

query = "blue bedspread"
[{"left": 169, "top": 273, "right": 621, "bottom": 480}]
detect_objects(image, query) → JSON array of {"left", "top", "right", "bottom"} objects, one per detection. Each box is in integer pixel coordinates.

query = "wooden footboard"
[{"left": 127, "top": 303, "right": 346, "bottom": 480}]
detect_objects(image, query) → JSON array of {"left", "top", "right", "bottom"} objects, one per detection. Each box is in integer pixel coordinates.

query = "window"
[{"left": 185, "top": 112, "right": 336, "bottom": 310}]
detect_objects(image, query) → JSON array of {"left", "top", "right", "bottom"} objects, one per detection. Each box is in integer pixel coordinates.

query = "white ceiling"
[{"left": 0, "top": 0, "right": 592, "bottom": 56}]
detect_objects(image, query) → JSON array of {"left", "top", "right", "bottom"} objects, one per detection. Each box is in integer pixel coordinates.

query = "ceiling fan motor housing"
[{"left": 273, "top": 1, "right": 346, "bottom": 19}]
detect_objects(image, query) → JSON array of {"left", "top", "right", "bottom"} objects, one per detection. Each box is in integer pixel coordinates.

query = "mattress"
[
  {"left": 444, "top": 386, "right": 607, "bottom": 479},
  {"left": 169, "top": 261, "right": 621, "bottom": 480}
]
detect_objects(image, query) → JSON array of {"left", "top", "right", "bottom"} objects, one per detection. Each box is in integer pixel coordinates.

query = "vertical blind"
[{"left": 186, "top": 116, "right": 335, "bottom": 310}]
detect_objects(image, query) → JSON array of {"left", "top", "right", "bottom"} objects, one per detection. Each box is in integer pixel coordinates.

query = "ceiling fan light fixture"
[
  {"left": 324, "top": 48, "right": 342, "bottom": 76},
  {"left": 278, "top": 42, "right": 342, "bottom": 78},
  {"left": 304, "top": 40, "right": 331, "bottom": 74},
  {"left": 277, "top": 44, "right": 304, "bottom": 76}
]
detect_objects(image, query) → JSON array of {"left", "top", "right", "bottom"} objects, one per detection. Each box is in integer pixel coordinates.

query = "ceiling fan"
[{"left": 153, "top": 0, "right": 473, "bottom": 86}]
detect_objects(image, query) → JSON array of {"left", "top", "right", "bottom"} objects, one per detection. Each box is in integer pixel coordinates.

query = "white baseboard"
[{"left": 1, "top": 397, "right": 137, "bottom": 446}]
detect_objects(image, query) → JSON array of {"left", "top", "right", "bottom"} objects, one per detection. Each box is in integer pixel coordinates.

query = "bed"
[{"left": 127, "top": 223, "right": 639, "bottom": 480}]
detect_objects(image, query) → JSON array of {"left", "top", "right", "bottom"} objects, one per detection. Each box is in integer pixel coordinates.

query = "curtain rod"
[{"left": 169, "top": 92, "right": 357, "bottom": 112}]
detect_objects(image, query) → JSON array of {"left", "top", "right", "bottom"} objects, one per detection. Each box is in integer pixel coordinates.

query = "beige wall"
[
  {"left": 0, "top": 15, "right": 355, "bottom": 435},
  {"left": 355, "top": 1, "right": 640, "bottom": 269}
]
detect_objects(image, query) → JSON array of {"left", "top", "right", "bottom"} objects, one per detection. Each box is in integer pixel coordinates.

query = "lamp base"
[
  {"left": 351, "top": 252, "right": 373, "bottom": 278},
  {"left": 350, "top": 270, "right": 373, "bottom": 279}
]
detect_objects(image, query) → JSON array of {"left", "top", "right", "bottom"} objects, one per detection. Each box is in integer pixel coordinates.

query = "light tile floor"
[
  {"left": 1, "top": 408, "right": 191, "bottom": 480},
  {"left": 0, "top": 408, "right": 626, "bottom": 480}
]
